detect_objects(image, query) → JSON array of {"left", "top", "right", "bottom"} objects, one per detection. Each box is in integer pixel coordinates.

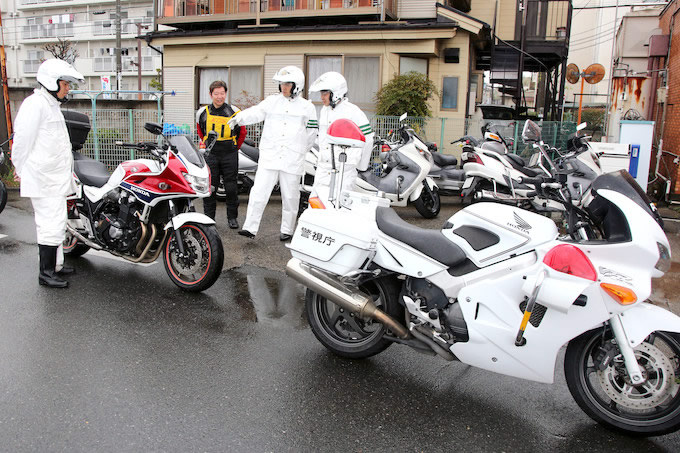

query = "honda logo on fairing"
[
  {"left": 507, "top": 212, "right": 532, "bottom": 233},
  {"left": 129, "top": 185, "right": 150, "bottom": 197}
]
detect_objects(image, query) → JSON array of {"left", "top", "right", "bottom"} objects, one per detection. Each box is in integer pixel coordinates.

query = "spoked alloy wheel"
[
  {"left": 565, "top": 328, "right": 680, "bottom": 436},
  {"left": 163, "top": 223, "right": 223, "bottom": 292},
  {"left": 306, "top": 277, "right": 403, "bottom": 359},
  {"left": 414, "top": 185, "right": 440, "bottom": 219}
]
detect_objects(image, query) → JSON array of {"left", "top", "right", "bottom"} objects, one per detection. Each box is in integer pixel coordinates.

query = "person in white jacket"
[
  {"left": 11, "top": 59, "right": 84, "bottom": 288},
  {"left": 309, "top": 71, "right": 374, "bottom": 203},
  {"left": 228, "top": 66, "right": 317, "bottom": 241}
]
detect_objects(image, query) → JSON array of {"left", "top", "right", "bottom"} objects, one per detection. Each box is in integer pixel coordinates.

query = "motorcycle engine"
[
  {"left": 402, "top": 278, "right": 469, "bottom": 342},
  {"left": 95, "top": 189, "right": 142, "bottom": 253}
]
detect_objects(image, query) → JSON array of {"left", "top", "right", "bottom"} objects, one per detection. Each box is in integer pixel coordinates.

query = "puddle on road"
[{"left": 227, "top": 265, "right": 308, "bottom": 330}]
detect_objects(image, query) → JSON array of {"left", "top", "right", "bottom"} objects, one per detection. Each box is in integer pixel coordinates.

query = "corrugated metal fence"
[{"left": 66, "top": 108, "right": 576, "bottom": 169}]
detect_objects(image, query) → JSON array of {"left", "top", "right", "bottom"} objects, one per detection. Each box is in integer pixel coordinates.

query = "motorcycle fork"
[
  {"left": 609, "top": 314, "right": 645, "bottom": 384},
  {"left": 168, "top": 200, "right": 186, "bottom": 256}
]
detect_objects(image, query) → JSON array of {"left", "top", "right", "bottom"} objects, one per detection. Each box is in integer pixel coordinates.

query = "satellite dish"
[
  {"left": 566, "top": 63, "right": 580, "bottom": 84},
  {"left": 584, "top": 63, "right": 605, "bottom": 84}
]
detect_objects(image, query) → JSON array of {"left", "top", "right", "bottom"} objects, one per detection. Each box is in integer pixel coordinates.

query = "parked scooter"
[
  {"left": 461, "top": 123, "right": 600, "bottom": 212},
  {"left": 426, "top": 141, "right": 466, "bottom": 196},
  {"left": 303, "top": 113, "right": 441, "bottom": 219},
  {"left": 63, "top": 111, "right": 224, "bottom": 292},
  {"left": 286, "top": 118, "right": 680, "bottom": 436}
]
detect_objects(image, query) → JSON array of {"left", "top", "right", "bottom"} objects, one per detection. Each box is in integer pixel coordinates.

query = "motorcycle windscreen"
[
  {"left": 587, "top": 170, "right": 663, "bottom": 242},
  {"left": 169, "top": 136, "right": 205, "bottom": 169}
]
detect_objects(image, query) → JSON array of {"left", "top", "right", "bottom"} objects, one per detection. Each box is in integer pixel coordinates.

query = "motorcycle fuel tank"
[{"left": 442, "top": 202, "right": 558, "bottom": 268}]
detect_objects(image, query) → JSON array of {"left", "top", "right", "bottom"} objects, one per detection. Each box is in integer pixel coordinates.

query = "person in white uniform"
[
  {"left": 11, "top": 59, "right": 84, "bottom": 288},
  {"left": 228, "top": 66, "right": 317, "bottom": 241},
  {"left": 309, "top": 71, "right": 374, "bottom": 202}
]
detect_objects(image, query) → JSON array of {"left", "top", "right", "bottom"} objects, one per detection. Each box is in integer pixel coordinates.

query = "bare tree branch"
[{"left": 42, "top": 38, "right": 79, "bottom": 64}]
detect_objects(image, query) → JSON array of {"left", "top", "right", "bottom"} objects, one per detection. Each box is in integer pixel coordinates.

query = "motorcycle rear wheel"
[
  {"left": 306, "top": 277, "right": 403, "bottom": 359},
  {"left": 565, "top": 328, "right": 680, "bottom": 436},
  {"left": 414, "top": 185, "right": 440, "bottom": 219},
  {"left": 0, "top": 179, "right": 7, "bottom": 214},
  {"left": 163, "top": 222, "right": 224, "bottom": 292}
]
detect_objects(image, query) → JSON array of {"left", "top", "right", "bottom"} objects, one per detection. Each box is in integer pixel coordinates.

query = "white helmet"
[
  {"left": 309, "top": 71, "right": 347, "bottom": 108},
  {"left": 273, "top": 66, "right": 305, "bottom": 97},
  {"left": 37, "top": 59, "right": 84, "bottom": 91}
]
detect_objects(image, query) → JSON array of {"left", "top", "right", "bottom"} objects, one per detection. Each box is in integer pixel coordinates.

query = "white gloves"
[{"left": 228, "top": 115, "right": 240, "bottom": 129}]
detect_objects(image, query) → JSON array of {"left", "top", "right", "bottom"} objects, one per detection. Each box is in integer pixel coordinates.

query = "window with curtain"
[
  {"left": 306, "top": 56, "right": 341, "bottom": 103},
  {"left": 230, "top": 66, "right": 263, "bottom": 109},
  {"left": 306, "top": 55, "right": 379, "bottom": 110},
  {"left": 198, "top": 68, "right": 229, "bottom": 106},
  {"left": 344, "top": 56, "right": 379, "bottom": 110},
  {"left": 399, "top": 56, "right": 427, "bottom": 75},
  {"left": 442, "top": 76, "right": 459, "bottom": 110}
]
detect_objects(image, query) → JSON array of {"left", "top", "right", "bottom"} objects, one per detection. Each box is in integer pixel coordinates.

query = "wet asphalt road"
[{"left": 1, "top": 193, "right": 680, "bottom": 452}]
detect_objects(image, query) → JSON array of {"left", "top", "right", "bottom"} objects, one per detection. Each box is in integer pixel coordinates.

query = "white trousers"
[
  {"left": 242, "top": 168, "right": 301, "bottom": 235},
  {"left": 30, "top": 196, "right": 66, "bottom": 268},
  {"left": 312, "top": 166, "right": 357, "bottom": 205}
]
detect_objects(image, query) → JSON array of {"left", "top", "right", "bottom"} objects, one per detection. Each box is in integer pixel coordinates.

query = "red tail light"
[
  {"left": 543, "top": 244, "right": 597, "bottom": 281},
  {"left": 462, "top": 152, "right": 483, "bottom": 165},
  {"left": 381, "top": 144, "right": 391, "bottom": 152}
]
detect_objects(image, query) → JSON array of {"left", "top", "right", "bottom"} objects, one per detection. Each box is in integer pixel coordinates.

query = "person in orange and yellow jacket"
[{"left": 196, "top": 80, "right": 245, "bottom": 229}]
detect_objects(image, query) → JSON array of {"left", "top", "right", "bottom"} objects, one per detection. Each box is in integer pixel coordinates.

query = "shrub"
[{"left": 375, "top": 72, "right": 439, "bottom": 117}]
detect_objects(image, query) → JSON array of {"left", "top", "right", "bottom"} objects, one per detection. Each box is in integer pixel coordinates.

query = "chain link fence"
[{"left": 67, "top": 108, "right": 577, "bottom": 170}]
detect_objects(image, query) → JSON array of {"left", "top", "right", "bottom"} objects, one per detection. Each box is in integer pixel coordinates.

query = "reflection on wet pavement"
[{"left": 229, "top": 265, "right": 307, "bottom": 329}]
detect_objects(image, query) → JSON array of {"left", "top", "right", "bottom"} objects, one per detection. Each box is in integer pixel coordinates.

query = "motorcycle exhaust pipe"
[
  {"left": 286, "top": 258, "right": 410, "bottom": 340},
  {"left": 66, "top": 224, "right": 103, "bottom": 250}
]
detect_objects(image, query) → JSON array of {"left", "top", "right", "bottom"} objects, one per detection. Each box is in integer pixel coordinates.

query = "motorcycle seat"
[
  {"left": 72, "top": 152, "right": 110, "bottom": 188},
  {"left": 240, "top": 142, "right": 259, "bottom": 163},
  {"left": 442, "top": 168, "right": 466, "bottom": 181},
  {"left": 432, "top": 152, "right": 458, "bottom": 168},
  {"left": 505, "top": 153, "right": 527, "bottom": 169},
  {"left": 376, "top": 207, "right": 466, "bottom": 267}
]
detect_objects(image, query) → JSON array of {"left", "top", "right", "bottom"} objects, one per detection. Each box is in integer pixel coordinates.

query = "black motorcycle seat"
[
  {"left": 520, "top": 166, "right": 542, "bottom": 177},
  {"left": 505, "top": 153, "right": 526, "bottom": 169},
  {"left": 376, "top": 207, "right": 467, "bottom": 267},
  {"left": 73, "top": 152, "right": 110, "bottom": 188},
  {"left": 443, "top": 168, "right": 466, "bottom": 181},
  {"left": 358, "top": 168, "right": 382, "bottom": 185},
  {"left": 240, "top": 142, "right": 259, "bottom": 163},
  {"left": 432, "top": 152, "right": 458, "bottom": 167}
]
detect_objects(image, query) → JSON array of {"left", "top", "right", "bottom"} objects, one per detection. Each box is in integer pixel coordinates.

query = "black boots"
[{"left": 38, "top": 245, "right": 69, "bottom": 288}]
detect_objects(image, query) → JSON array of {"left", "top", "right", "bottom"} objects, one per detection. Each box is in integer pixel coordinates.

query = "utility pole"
[
  {"left": 115, "top": 0, "right": 122, "bottom": 97},
  {"left": 136, "top": 23, "right": 149, "bottom": 100},
  {"left": 0, "top": 14, "right": 13, "bottom": 148},
  {"left": 516, "top": 0, "right": 527, "bottom": 118}
]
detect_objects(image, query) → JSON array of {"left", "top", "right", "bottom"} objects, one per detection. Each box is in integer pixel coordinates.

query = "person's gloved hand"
[{"left": 228, "top": 115, "right": 240, "bottom": 130}]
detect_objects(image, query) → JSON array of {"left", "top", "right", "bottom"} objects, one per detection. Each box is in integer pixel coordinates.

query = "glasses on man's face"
[{"left": 320, "top": 90, "right": 330, "bottom": 95}]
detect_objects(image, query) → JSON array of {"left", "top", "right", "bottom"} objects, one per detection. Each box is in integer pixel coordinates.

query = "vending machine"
[{"left": 619, "top": 120, "right": 654, "bottom": 190}]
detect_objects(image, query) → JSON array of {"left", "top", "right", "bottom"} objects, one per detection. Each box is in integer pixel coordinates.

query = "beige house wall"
[
  {"left": 161, "top": 31, "right": 473, "bottom": 121},
  {"left": 468, "top": 0, "right": 516, "bottom": 40}
]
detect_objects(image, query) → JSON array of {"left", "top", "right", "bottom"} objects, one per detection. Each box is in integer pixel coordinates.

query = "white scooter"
[
  {"left": 216, "top": 138, "right": 260, "bottom": 199},
  {"left": 286, "top": 119, "right": 680, "bottom": 436},
  {"left": 303, "top": 114, "right": 441, "bottom": 219}
]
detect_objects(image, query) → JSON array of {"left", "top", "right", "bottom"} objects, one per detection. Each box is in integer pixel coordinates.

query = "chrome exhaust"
[
  {"left": 66, "top": 224, "right": 103, "bottom": 250},
  {"left": 286, "top": 258, "right": 410, "bottom": 340}
]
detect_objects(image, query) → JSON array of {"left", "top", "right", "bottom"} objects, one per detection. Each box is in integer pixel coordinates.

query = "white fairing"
[{"left": 442, "top": 202, "right": 558, "bottom": 268}]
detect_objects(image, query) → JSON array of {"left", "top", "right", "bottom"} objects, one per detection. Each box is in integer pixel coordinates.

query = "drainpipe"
[{"left": 604, "top": 0, "right": 620, "bottom": 142}]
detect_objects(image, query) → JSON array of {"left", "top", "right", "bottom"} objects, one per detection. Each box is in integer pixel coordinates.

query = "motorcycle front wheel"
[
  {"left": 306, "top": 277, "right": 403, "bottom": 359},
  {"left": 414, "top": 185, "right": 440, "bottom": 219},
  {"left": 565, "top": 328, "right": 680, "bottom": 436},
  {"left": 163, "top": 222, "right": 224, "bottom": 292},
  {"left": 0, "top": 179, "right": 7, "bottom": 214}
]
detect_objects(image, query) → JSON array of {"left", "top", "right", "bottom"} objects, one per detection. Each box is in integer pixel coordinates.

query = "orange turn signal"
[
  {"left": 308, "top": 197, "right": 326, "bottom": 209},
  {"left": 600, "top": 283, "right": 637, "bottom": 305}
]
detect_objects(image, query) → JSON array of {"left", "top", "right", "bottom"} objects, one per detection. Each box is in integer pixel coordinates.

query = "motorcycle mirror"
[
  {"left": 144, "top": 122, "right": 164, "bottom": 136},
  {"left": 399, "top": 113, "right": 407, "bottom": 122},
  {"left": 204, "top": 130, "right": 218, "bottom": 153}
]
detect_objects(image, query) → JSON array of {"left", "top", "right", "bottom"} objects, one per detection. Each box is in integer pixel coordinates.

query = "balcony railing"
[
  {"left": 159, "top": 0, "right": 390, "bottom": 19},
  {"left": 22, "top": 23, "right": 74, "bottom": 40},
  {"left": 521, "top": 0, "right": 571, "bottom": 41},
  {"left": 94, "top": 56, "right": 157, "bottom": 72},
  {"left": 24, "top": 60, "right": 41, "bottom": 73}
]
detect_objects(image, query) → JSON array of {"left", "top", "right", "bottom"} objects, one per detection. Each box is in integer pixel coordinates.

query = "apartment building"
[{"left": 0, "top": 0, "right": 162, "bottom": 111}]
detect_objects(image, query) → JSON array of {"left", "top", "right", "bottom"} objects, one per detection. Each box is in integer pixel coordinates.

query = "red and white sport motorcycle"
[{"left": 64, "top": 120, "right": 224, "bottom": 292}]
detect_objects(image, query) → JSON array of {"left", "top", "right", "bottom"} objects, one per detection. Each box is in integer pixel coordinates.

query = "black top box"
[{"left": 62, "top": 110, "right": 91, "bottom": 150}]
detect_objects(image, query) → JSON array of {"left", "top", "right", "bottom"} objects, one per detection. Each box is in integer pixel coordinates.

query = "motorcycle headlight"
[
  {"left": 183, "top": 172, "right": 210, "bottom": 194},
  {"left": 655, "top": 242, "right": 672, "bottom": 273}
]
